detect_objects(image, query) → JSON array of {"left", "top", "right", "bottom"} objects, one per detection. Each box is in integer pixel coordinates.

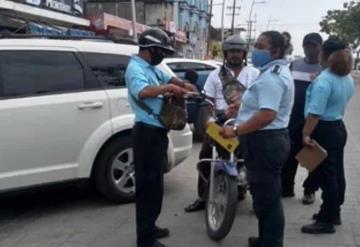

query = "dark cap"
[
  {"left": 303, "top": 33, "right": 323, "bottom": 46},
  {"left": 323, "top": 36, "right": 347, "bottom": 54}
]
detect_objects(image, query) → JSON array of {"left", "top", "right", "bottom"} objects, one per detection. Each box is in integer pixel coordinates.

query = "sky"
[{"left": 211, "top": 0, "right": 348, "bottom": 56}]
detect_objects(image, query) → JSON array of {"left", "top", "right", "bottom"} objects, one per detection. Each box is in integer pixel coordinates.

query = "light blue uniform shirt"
[
  {"left": 125, "top": 55, "right": 172, "bottom": 128},
  {"left": 237, "top": 59, "right": 294, "bottom": 130},
  {"left": 304, "top": 69, "right": 354, "bottom": 121}
]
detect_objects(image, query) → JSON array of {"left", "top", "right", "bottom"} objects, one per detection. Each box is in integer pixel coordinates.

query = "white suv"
[{"left": 0, "top": 38, "right": 193, "bottom": 203}]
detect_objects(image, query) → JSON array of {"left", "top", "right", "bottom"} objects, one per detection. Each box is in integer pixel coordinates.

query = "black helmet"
[
  {"left": 138, "top": 28, "right": 175, "bottom": 54},
  {"left": 223, "top": 35, "right": 247, "bottom": 51}
]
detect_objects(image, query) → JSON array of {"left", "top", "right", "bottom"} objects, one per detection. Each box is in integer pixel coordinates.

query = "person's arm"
[
  {"left": 139, "top": 84, "right": 187, "bottom": 99},
  {"left": 221, "top": 109, "right": 276, "bottom": 138},
  {"left": 129, "top": 68, "right": 188, "bottom": 99},
  {"left": 169, "top": 77, "right": 198, "bottom": 92},
  {"left": 158, "top": 69, "right": 198, "bottom": 93},
  {"left": 301, "top": 78, "right": 331, "bottom": 146},
  {"left": 302, "top": 114, "right": 320, "bottom": 147}
]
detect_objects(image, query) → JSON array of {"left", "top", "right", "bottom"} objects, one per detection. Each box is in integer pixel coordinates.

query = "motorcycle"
[{"left": 194, "top": 100, "right": 248, "bottom": 241}]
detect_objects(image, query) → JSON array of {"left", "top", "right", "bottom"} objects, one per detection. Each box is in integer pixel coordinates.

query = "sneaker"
[
  {"left": 302, "top": 192, "right": 315, "bottom": 205},
  {"left": 155, "top": 226, "right": 170, "bottom": 239}
]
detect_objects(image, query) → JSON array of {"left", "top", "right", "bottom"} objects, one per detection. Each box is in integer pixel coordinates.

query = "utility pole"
[
  {"left": 247, "top": 0, "right": 266, "bottom": 48},
  {"left": 130, "top": 0, "right": 137, "bottom": 42},
  {"left": 226, "top": 0, "right": 240, "bottom": 35},
  {"left": 206, "top": 0, "right": 213, "bottom": 55},
  {"left": 231, "top": 0, "right": 236, "bottom": 34},
  {"left": 221, "top": 0, "right": 227, "bottom": 44}
]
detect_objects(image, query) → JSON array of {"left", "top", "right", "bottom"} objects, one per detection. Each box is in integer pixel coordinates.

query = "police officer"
[
  {"left": 184, "top": 34, "right": 259, "bottom": 213},
  {"left": 125, "top": 28, "right": 197, "bottom": 247},
  {"left": 221, "top": 31, "right": 294, "bottom": 247}
]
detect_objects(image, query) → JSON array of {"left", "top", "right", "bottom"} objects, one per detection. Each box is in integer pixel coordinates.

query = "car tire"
[
  {"left": 194, "top": 104, "right": 210, "bottom": 141},
  {"left": 93, "top": 135, "right": 135, "bottom": 204}
]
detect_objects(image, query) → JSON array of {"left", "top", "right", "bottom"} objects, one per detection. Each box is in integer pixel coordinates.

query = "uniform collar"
[
  {"left": 132, "top": 55, "right": 153, "bottom": 68},
  {"left": 259, "top": 59, "right": 287, "bottom": 72}
]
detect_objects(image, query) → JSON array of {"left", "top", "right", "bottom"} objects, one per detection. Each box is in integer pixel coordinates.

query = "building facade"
[
  {"left": 85, "top": 0, "right": 210, "bottom": 58},
  {"left": 177, "top": 0, "right": 209, "bottom": 58}
]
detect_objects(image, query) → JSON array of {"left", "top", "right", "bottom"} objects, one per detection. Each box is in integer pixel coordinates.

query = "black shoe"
[
  {"left": 139, "top": 240, "right": 166, "bottom": 247},
  {"left": 248, "top": 237, "right": 260, "bottom": 247},
  {"left": 155, "top": 226, "right": 170, "bottom": 239},
  {"left": 312, "top": 213, "right": 342, "bottom": 226},
  {"left": 184, "top": 199, "right": 205, "bottom": 213},
  {"left": 282, "top": 190, "right": 295, "bottom": 198},
  {"left": 301, "top": 222, "right": 335, "bottom": 234},
  {"left": 302, "top": 192, "right": 315, "bottom": 204}
]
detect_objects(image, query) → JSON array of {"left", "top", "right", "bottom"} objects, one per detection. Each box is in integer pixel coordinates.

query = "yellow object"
[{"left": 206, "top": 122, "right": 239, "bottom": 153}]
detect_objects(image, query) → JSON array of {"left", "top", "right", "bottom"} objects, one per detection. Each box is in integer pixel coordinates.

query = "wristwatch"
[{"left": 232, "top": 125, "right": 238, "bottom": 136}]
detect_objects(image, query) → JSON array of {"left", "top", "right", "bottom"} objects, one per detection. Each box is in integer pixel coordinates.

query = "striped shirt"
[{"left": 288, "top": 58, "right": 322, "bottom": 129}]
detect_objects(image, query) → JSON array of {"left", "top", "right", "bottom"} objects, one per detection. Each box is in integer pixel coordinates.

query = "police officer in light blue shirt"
[
  {"left": 125, "top": 28, "right": 196, "bottom": 247},
  {"left": 301, "top": 37, "right": 354, "bottom": 235},
  {"left": 221, "top": 31, "right": 294, "bottom": 247}
]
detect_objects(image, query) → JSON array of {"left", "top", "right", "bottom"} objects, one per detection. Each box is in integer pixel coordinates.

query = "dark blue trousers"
[
  {"left": 241, "top": 129, "right": 290, "bottom": 247},
  {"left": 133, "top": 122, "right": 168, "bottom": 247},
  {"left": 309, "top": 120, "right": 347, "bottom": 224}
]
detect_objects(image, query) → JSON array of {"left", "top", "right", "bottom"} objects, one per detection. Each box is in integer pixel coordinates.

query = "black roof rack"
[{"left": 0, "top": 33, "right": 139, "bottom": 45}]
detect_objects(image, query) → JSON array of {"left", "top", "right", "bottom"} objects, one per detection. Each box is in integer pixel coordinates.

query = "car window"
[
  {"left": 82, "top": 53, "right": 130, "bottom": 88},
  {"left": 0, "top": 51, "right": 84, "bottom": 98},
  {"left": 167, "top": 62, "right": 215, "bottom": 72}
]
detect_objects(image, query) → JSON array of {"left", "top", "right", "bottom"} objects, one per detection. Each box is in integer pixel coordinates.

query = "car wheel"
[
  {"left": 93, "top": 135, "right": 135, "bottom": 204},
  {"left": 194, "top": 105, "right": 210, "bottom": 141}
]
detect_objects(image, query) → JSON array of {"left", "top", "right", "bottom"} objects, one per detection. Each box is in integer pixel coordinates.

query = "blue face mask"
[{"left": 251, "top": 48, "right": 272, "bottom": 68}]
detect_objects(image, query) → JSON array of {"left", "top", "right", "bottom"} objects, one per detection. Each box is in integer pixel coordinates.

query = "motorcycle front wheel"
[{"left": 205, "top": 172, "right": 238, "bottom": 241}]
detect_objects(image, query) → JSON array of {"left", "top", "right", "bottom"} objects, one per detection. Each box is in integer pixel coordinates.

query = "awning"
[
  {"left": 0, "top": 0, "right": 90, "bottom": 27},
  {"left": 27, "top": 22, "right": 95, "bottom": 36}
]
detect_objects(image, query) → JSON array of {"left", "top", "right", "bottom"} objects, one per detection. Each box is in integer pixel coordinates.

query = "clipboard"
[
  {"left": 295, "top": 140, "right": 328, "bottom": 172},
  {"left": 206, "top": 122, "right": 239, "bottom": 153}
]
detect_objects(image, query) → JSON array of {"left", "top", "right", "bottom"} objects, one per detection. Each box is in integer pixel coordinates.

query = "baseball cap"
[
  {"left": 303, "top": 33, "right": 323, "bottom": 46},
  {"left": 322, "top": 36, "right": 347, "bottom": 54}
]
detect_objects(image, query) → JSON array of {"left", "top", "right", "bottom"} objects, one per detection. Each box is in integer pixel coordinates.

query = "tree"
[{"left": 320, "top": 1, "right": 360, "bottom": 68}]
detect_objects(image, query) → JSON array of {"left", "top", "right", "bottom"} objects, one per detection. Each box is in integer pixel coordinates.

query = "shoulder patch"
[{"left": 271, "top": 64, "right": 281, "bottom": 74}]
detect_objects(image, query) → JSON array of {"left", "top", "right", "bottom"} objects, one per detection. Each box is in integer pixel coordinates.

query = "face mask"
[
  {"left": 251, "top": 48, "right": 272, "bottom": 68},
  {"left": 149, "top": 48, "right": 165, "bottom": 66}
]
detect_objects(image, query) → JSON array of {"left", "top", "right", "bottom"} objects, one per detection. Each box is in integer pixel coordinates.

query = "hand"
[
  {"left": 166, "top": 84, "right": 188, "bottom": 98},
  {"left": 183, "top": 81, "right": 198, "bottom": 92},
  {"left": 303, "top": 135, "right": 315, "bottom": 147},
  {"left": 219, "top": 126, "right": 237, "bottom": 139}
]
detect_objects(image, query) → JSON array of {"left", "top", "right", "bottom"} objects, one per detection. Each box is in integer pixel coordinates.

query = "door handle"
[{"left": 78, "top": 101, "right": 104, "bottom": 110}]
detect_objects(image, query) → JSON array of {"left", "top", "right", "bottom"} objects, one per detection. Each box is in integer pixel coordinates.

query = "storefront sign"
[
  {"left": 44, "top": 0, "right": 71, "bottom": 14},
  {"left": 25, "top": 0, "right": 41, "bottom": 6}
]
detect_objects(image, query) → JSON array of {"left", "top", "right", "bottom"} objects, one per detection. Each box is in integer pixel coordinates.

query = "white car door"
[{"left": 0, "top": 49, "right": 111, "bottom": 190}]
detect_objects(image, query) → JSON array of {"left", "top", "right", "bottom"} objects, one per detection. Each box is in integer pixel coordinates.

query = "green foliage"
[{"left": 320, "top": 1, "right": 360, "bottom": 54}]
